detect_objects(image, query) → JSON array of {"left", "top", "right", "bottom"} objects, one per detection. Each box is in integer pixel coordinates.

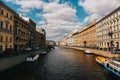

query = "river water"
[{"left": 0, "top": 47, "right": 119, "bottom": 80}]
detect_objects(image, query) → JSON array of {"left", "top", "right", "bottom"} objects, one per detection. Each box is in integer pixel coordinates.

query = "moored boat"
[
  {"left": 84, "top": 50, "right": 91, "bottom": 54},
  {"left": 104, "top": 59, "right": 120, "bottom": 78},
  {"left": 95, "top": 56, "right": 107, "bottom": 65}
]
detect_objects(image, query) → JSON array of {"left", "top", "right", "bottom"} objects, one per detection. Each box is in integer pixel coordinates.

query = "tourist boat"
[
  {"left": 104, "top": 59, "right": 120, "bottom": 78},
  {"left": 84, "top": 50, "right": 91, "bottom": 54},
  {"left": 95, "top": 56, "right": 107, "bottom": 65}
]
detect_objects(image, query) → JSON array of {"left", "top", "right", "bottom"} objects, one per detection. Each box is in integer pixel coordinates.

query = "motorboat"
[
  {"left": 26, "top": 54, "right": 39, "bottom": 62},
  {"left": 84, "top": 50, "right": 91, "bottom": 54},
  {"left": 104, "top": 59, "right": 120, "bottom": 78},
  {"left": 95, "top": 56, "right": 107, "bottom": 65},
  {"left": 40, "top": 49, "right": 48, "bottom": 55}
]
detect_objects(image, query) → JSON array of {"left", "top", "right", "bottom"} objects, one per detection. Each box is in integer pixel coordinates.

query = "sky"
[{"left": 2, "top": 0, "right": 120, "bottom": 41}]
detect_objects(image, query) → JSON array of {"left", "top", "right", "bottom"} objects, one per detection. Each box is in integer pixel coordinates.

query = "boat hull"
[
  {"left": 104, "top": 61, "right": 120, "bottom": 78},
  {"left": 95, "top": 56, "right": 106, "bottom": 65}
]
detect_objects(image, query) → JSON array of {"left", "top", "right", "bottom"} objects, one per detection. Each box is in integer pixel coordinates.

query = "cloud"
[
  {"left": 79, "top": 0, "right": 120, "bottom": 22},
  {"left": 42, "top": 24, "right": 80, "bottom": 41},
  {"left": 4, "top": 0, "right": 81, "bottom": 41},
  {"left": 5, "top": 0, "right": 44, "bottom": 13},
  {"left": 39, "top": 1, "right": 81, "bottom": 41},
  {"left": 38, "top": 21, "right": 46, "bottom": 25}
]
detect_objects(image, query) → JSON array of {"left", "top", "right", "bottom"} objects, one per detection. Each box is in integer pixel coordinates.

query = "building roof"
[
  {"left": 0, "top": 1, "right": 16, "bottom": 14},
  {"left": 97, "top": 6, "right": 120, "bottom": 24}
]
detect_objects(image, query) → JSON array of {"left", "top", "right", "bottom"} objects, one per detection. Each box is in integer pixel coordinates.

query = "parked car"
[{"left": 26, "top": 54, "right": 39, "bottom": 62}]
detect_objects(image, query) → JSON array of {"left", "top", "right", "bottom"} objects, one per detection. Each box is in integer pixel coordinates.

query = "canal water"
[{"left": 0, "top": 47, "right": 119, "bottom": 80}]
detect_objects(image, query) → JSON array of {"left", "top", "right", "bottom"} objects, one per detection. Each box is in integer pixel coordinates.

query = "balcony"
[{"left": 0, "top": 28, "right": 13, "bottom": 34}]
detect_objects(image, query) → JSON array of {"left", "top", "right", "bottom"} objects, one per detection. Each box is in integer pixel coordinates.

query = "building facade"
[
  {"left": 0, "top": 1, "right": 46, "bottom": 52},
  {"left": 59, "top": 20, "right": 97, "bottom": 48},
  {"left": 36, "top": 28, "right": 46, "bottom": 47},
  {"left": 0, "top": 1, "right": 15, "bottom": 52},
  {"left": 14, "top": 14, "right": 30, "bottom": 51},
  {"left": 77, "top": 20, "right": 97, "bottom": 47},
  {"left": 46, "top": 40, "right": 56, "bottom": 46},
  {"left": 26, "top": 18, "right": 36, "bottom": 49},
  {"left": 59, "top": 37, "right": 67, "bottom": 46},
  {"left": 71, "top": 32, "right": 79, "bottom": 47},
  {"left": 96, "top": 7, "right": 120, "bottom": 50}
]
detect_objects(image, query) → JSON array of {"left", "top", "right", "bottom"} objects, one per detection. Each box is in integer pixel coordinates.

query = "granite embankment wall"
[
  {"left": 0, "top": 53, "right": 29, "bottom": 71},
  {"left": 69, "top": 47, "right": 120, "bottom": 59}
]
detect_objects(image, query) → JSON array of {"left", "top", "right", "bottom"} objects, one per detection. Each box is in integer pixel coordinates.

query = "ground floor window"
[
  {"left": 10, "top": 45, "right": 12, "bottom": 48},
  {"left": 0, "top": 45, "right": 2, "bottom": 51}
]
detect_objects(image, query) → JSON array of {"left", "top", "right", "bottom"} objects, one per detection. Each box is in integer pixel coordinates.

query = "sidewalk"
[{"left": 67, "top": 46, "right": 120, "bottom": 59}]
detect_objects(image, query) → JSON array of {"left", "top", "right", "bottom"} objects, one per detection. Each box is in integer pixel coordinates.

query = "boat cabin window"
[{"left": 106, "top": 64, "right": 109, "bottom": 67}]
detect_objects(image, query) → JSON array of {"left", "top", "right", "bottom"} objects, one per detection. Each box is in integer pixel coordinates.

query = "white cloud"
[
  {"left": 39, "top": 1, "right": 80, "bottom": 41},
  {"left": 38, "top": 21, "right": 46, "bottom": 25},
  {"left": 17, "top": 8, "right": 31, "bottom": 13},
  {"left": 5, "top": 0, "right": 44, "bottom": 13},
  {"left": 4, "top": 0, "right": 81, "bottom": 41},
  {"left": 79, "top": 0, "right": 120, "bottom": 22}
]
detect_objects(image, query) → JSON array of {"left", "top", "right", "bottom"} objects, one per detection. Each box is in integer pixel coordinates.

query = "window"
[
  {"left": 6, "top": 23, "right": 8, "bottom": 30},
  {"left": 0, "top": 45, "right": 2, "bottom": 51},
  {"left": 10, "top": 45, "right": 12, "bottom": 48},
  {"left": 10, "top": 37, "right": 12, "bottom": 42},
  {"left": 1, "top": 10, "right": 4, "bottom": 15},
  {"left": 10, "top": 15, "right": 12, "bottom": 20},
  {"left": 10, "top": 25, "right": 12, "bottom": 32},
  {"left": 0, "top": 21, "right": 3, "bottom": 29},
  {"left": 0, "top": 36, "right": 3, "bottom": 42},
  {"left": 6, "top": 13, "right": 8, "bottom": 18},
  {"left": 6, "top": 36, "right": 8, "bottom": 42},
  {"left": 5, "top": 45, "right": 7, "bottom": 49}
]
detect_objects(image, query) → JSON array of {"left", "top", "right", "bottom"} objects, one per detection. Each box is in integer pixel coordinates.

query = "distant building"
[
  {"left": 36, "top": 27, "right": 46, "bottom": 35},
  {"left": 59, "top": 20, "right": 97, "bottom": 48},
  {"left": 46, "top": 40, "right": 56, "bottom": 46},
  {"left": 21, "top": 17, "right": 36, "bottom": 49},
  {"left": 59, "top": 37, "right": 68, "bottom": 46},
  {"left": 78, "top": 19, "right": 97, "bottom": 47},
  {"left": 36, "top": 28, "right": 46, "bottom": 47}
]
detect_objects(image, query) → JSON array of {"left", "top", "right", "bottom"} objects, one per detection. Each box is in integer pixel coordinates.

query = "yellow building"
[
  {"left": 59, "top": 20, "right": 97, "bottom": 48},
  {"left": 0, "top": 1, "right": 15, "bottom": 52},
  {"left": 77, "top": 20, "right": 97, "bottom": 47},
  {"left": 96, "top": 7, "right": 120, "bottom": 50},
  {"left": 59, "top": 37, "right": 67, "bottom": 46},
  {"left": 71, "top": 32, "right": 79, "bottom": 46}
]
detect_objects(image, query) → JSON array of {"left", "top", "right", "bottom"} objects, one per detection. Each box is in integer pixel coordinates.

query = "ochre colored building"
[
  {"left": 0, "top": 1, "right": 15, "bottom": 52},
  {"left": 77, "top": 20, "right": 97, "bottom": 47}
]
